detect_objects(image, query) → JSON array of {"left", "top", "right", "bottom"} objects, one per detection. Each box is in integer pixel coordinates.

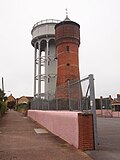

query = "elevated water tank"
[{"left": 31, "top": 19, "right": 60, "bottom": 98}]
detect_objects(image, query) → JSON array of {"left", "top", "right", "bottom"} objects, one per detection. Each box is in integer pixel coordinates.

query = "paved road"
[
  {"left": 87, "top": 117, "right": 120, "bottom": 160},
  {"left": 0, "top": 110, "right": 92, "bottom": 160}
]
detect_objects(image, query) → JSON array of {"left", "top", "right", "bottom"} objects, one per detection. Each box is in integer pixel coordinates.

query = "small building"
[
  {"left": 16, "top": 96, "right": 33, "bottom": 105},
  {"left": 6, "top": 94, "right": 16, "bottom": 109},
  {"left": 95, "top": 96, "right": 112, "bottom": 110},
  {"left": 6, "top": 95, "right": 33, "bottom": 109},
  {"left": 112, "top": 94, "right": 120, "bottom": 111}
]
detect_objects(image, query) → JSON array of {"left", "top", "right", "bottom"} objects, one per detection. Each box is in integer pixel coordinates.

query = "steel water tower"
[{"left": 31, "top": 19, "right": 60, "bottom": 98}]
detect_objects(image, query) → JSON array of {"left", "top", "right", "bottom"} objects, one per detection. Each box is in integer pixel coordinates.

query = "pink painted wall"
[
  {"left": 28, "top": 110, "right": 81, "bottom": 148},
  {"left": 113, "top": 111, "right": 120, "bottom": 117}
]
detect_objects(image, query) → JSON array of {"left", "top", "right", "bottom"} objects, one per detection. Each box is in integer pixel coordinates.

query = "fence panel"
[
  {"left": 30, "top": 74, "right": 97, "bottom": 149},
  {"left": 31, "top": 74, "right": 96, "bottom": 112}
]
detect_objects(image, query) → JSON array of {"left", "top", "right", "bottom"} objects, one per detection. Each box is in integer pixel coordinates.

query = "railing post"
[
  {"left": 48, "top": 94, "right": 50, "bottom": 110},
  {"left": 68, "top": 80, "right": 71, "bottom": 111},
  {"left": 100, "top": 96, "right": 103, "bottom": 116},
  {"left": 89, "top": 74, "right": 98, "bottom": 150},
  {"left": 78, "top": 80, "right": 82, "bottom": 111}
]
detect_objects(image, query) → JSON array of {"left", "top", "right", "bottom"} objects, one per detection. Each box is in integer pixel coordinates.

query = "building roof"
[{"left": 64, "top": 15, "right": 71, "bottom": 21}]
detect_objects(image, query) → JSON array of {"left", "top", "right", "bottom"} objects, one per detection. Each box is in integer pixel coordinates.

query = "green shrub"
[
  {"left": 16, "top": 103, "right": 29, "bottom": 116},
  {"left": 0, "top": 101, "right": 7, "bottom": 116}
]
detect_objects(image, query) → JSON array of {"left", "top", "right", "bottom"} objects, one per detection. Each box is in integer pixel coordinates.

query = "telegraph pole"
[{"left": 2, "top": 77, "right": 4, "bottom": 92}]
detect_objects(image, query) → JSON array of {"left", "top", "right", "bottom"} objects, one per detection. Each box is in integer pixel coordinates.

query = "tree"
[
  {"left": 0, "top": 89, "right": 7, "bottom": 116},
  {"left": 0, "top": 89, "right": 7, "bottom": 102}
]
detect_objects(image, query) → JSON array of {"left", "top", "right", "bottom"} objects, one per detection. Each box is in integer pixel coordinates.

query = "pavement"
[
  {"left": 0, "top": 110, "right": 92, "bottom": 160},
  {"left": 86, "top": 117, "right": 120, "bottom": 160}
]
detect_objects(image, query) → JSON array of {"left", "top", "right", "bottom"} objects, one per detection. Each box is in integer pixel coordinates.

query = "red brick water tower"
[{"left": 55, "top": 15, "right": 81, "bottom": 99}]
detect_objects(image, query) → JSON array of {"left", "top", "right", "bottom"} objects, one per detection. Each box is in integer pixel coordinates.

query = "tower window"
[
  {"left": 48, "top": 78, "right": 50, "bottom": 83},
  {"left": 65, "top": 46, "right": 69, "bottom": 52},
  {"left": 67, "top": 63, "right": 70, "bottom": 66}
]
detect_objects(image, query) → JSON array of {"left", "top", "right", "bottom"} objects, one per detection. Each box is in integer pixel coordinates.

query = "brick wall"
[
  {"left": 55, "top": 42, "right": 80, "bottom": 99},
  {"left": 78, "top": 113, "right": 94, "bottom": 151},
  {"left": 55, "top": 21, "right": 80, "bottom": 47},
  {"left": 55, "top": 20, "right": 81, "bottom": 100}
]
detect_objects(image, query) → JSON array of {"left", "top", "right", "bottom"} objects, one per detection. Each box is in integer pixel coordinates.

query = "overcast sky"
[{"left": 0, "top": 0, "right": 120, "bottom": 98}]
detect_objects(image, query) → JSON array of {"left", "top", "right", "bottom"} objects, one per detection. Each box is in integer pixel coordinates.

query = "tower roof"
[
  {"left": 55, "top": 9, "right": 80, "bottom": 28},
  {"left": 64, "top": 15, "right": 71, "bottom": 21},
  {"left": 55, "top": 17, "right": 80, "bottom": 29}
]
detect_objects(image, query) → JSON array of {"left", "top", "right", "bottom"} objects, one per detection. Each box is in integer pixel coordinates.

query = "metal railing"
[
  {"left": 33, "top": 19, "right": 61, "bottom": 29},
  {"left": 31, "top": 74, "right": 96, "bottom": 111}
]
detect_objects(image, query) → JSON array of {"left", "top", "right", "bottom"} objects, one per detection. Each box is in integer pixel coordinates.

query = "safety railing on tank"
[{"left": 33, "top": 19, "right": 61, "bottom": 29}]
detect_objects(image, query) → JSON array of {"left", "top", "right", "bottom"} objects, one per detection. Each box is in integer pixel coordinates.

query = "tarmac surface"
[
  {"left": 86, "top": 117, "right": 120, "bottom": 160},
  {"left": 0, "top": 110, "right": 92, "bottom": 160}
]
